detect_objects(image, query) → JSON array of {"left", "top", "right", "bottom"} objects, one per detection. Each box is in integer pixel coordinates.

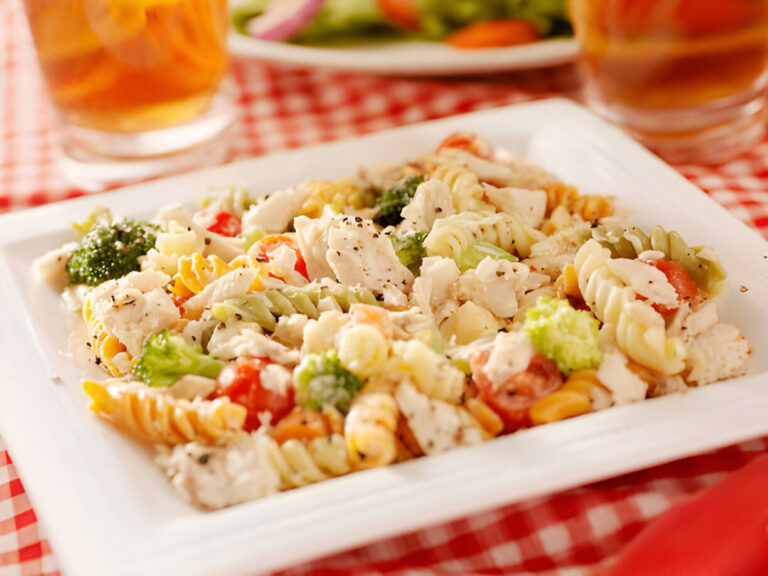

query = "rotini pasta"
[
  {"left": 424, "top": 211, "right": 544, "bottom": 260},
  {"left": 82, "top": 292, "right": 130, "bottom": 377},
  {"left": 591, "top": 224, "right": 727, "bottom": 295},
  {"left": 544, "top": 182, "right": 615, "bottom": 221},
  {"left": 266, "top": 434, "right": 350, "bottom": 489},
  {"left": 573, "top": 240, "right": 686, "bottom": 374},
  {"left": 211, "top": 282, "right": 380, "bottom": 331},
  {"left": 82, "top": 380, "right": 247, "bottom": 445},
  {"left": 299, "top": 178, "right": 377, "bottom": 218},
  {"left": 345, "top": 392, "right": 399, "bottom": 469},
  {"left": 430, "top": 163, "right": 495, "bottom": 214}
]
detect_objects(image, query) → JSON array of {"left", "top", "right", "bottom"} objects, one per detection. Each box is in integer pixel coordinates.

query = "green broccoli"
[
  {"left": 294, "top": 350, "right": 363, "bottom": 413},
  {"left": 390, "top": 230, "right": 426, "bottom": 274},
  {"left": 66, "top": 219, "right": 158, "bottom": 286},
  {"left": 133, "top": 330, "right": 225, "bottom": 388},
  {"left": 374, "top": 176, "right": 424, "bottom": 227},
  {"left": 524, "top": 297, "right": 602, "bottom": 376},
  {"left": 456, "top": 241, "right": 518, "bottom": 272}
]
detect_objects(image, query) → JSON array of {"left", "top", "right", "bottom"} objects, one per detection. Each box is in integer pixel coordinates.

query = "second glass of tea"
[
  {"left": 571, "top": 0, "right": 768, "bottom": 163},
  {"left": 23, "top": 0, "right": 234, "bottom": 187}
]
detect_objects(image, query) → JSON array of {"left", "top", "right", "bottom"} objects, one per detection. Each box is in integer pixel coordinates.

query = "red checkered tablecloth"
[{"left": 2, "top": 1, "right": 768, "bottom": 575}]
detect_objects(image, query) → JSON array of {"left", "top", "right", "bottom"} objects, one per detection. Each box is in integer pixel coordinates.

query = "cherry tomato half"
[
  {"left": 471, "top": 349, "right": 563, "bottom": 432},
  {"left": 212, "top": 357, "right": 295, "bottom": 432},
  {"left": 206, "top": 210, "right": 241, "bottom": 237},
  {"left": 252, "top": 234, "right": 309, "bottom": 280},
  {"left": 376, "top": 0, "right": 420, "bottom": 30},
  {"left": 640, "top": 256, "right": 701, "bottom": 316}
]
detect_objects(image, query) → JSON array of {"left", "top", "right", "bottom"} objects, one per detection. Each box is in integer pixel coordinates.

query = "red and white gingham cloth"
[{"left": 2, "top": 0, "right": 768, "bottom": 574}]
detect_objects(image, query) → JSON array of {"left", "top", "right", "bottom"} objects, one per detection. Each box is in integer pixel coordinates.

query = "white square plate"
[{"left": 1, "top": 99, "right": 767, "bottom": 576}]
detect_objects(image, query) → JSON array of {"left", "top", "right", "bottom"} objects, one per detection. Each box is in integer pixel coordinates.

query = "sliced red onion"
[{"left": 246, "top": 0, "right": 325, "bottom": 41}]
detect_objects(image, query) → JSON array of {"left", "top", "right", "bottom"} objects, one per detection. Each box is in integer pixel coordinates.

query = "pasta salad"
[{"left": 34, "top": 132, "right": 751, "bottom": 509}]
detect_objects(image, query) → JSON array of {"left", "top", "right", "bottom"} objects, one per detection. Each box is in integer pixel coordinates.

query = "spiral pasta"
[
  {"left": 573, "top": 240, "right": 686, "bottom": 374},
  {"left": 424, "top": 212, "right": 544, "bottom": 260},
  {"left": 592, "top": 224, "right": 726, "bottom": 295},
  {"left": 345, "top": 392, "right": 399, "bottom": 469},
  {"left": 266, "top": 434, "right": 350, "bottom": 489},
  {"left": 337, "top": 323, "right": 390, "bottom": 379},
  {"left": 82, "top": 380, "right": 247, "bottom": 445},
  {"left": 299, "top": 178, "right": 377, "bottom": 218},
  {"left": 430, "top": 163, "right": 494, "bottom": 214},
  {"left": 544, "top": 183, "right": 615, "bottom": 221},
  {"left": 211, "top": 282, "right": 381, "bottom": 331},
  {"left": 82, "top": 291, "right": 130, "bottom": 377}
]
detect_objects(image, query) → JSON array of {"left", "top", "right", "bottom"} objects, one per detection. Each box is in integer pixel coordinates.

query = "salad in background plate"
[{"left": 232, "top": 0, "right": 572, "bottom": 49}]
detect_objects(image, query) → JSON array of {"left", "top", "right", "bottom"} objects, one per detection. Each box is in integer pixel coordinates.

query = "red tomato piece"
[
  {"left": 640, "top": 256, "right": 701, "bottom": 316},
  {"left": 446, "top": 19, "right": 540, "bottom": 50},
  {"left": 252, "top": 234, "right": 309, "bottom": 280},
  {"left": 436, "top": 132, "right": 493, "bottom": 159},
  {"left": 206, "top": 211, "right": 241, "bottom": 237},
  {"left": 212, "top": 357, "right": 295, "bottom": 432},
  {"left": 470, "top": 350, "right": 563, "bottom": 432},
  {"left": 376, "top": 0, "right": 420, "bottom": 30}
]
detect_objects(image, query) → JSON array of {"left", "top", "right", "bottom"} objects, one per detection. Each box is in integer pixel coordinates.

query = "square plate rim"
[{"left": 1, "top": 98, "right": 767, "bottom": 576}]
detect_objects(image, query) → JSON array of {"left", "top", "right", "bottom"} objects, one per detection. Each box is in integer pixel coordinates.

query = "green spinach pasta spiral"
[
  {"left": 211, "top": 283, "right": 381, "bottom": 331},
  {"left": 591, "top": 224, "right": 726, "bottom": 295}
]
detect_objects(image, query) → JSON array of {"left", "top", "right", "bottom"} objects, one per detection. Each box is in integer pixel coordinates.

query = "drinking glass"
[
  {"left": 570, "top": 0, "right": 768, "bottom": 164},
  {"left": 23, "top": 0, "right": 235, "bottom": 188}
]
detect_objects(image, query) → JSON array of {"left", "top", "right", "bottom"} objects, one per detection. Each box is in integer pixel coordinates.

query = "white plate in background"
[
  {"left": 1, "top": 99, "right": 767, "bottom": 576},
  {"left": 228, "top": 33, "right": 578, "bottom": 75}
]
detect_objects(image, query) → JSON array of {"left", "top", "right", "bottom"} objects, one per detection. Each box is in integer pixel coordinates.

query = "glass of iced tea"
[
  {"left": 570, "top": 0, "right": 768, "bottom": 163},
  {"left": 23, "top": 0, "right": 234, "bottom": 187}
]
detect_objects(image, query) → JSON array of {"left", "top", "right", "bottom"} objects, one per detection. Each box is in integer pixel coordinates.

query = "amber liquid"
[
  {"left": 572, "top": 0, "right": 768, "bottom": 111},
  {"left": 24, "top": 0, "right": 229, "bottom": 133}
]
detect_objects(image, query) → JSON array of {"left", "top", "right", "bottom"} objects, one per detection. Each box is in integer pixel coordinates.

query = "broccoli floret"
[
  {"left": 390, "top": 230, "right": 426, "bottom": 274},
  {"left": 294, "top": 350, "right": 363, "bottom": 413},
  {"left": 524, "top": 297, "right": 602, "bottom": 376},
  {"left": 374, "top": 176, "right": 424, "bottom": 227},
  {"left": 456, "top": 241, "right": 518, "bottom": 272},
  {"left": 66, "top": 219, "right": 158, "bottom": 286},
  {"left": 133, "top": 330, "right": 225, "bottom": 388}
]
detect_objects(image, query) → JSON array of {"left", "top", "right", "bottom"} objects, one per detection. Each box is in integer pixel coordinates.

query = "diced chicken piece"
[
  {"left": 169, "top": 375, "right": 217, "bottom": 400},
  {"left": 294, "top": 215, "right": 336, "bottom": 281},
  {"left": 301, "top": 311, "right": 348, "bottom": 356},
  {"left": 242, "top": 186, "right": 310, "bottom": 234},
  {"left": 596, "top": 348, "right": 648, "bottom": 404},
  {"left": 207, "top": 322, "right": 300, "bottom": 364},
  {"left": 457, "top": 258, "right": 532, "bottom": 318},
  {"left": 395, "top": 380, "right": 483, "bottom": 455},
  {"left": 687, "top": 323, "right": 751, "bottom": 385},
  {"left": 484, "top": 186, "right": 547, "bottom": 228},
  {"left": 439, "top": 147, "right": 555, "bottom": 189},
  {"left": 410, "top": 256, "right": 460, "bottom": 316},
  {"left": 33, "top": 241, "right": 78, "bottom": 288},
  {"left": 400, "top": 179, "right": 455, "bottom": 233},
  {"left": 326, "top": 215, "right": 414, "bottom": 296},
  {"left": 607, "top": 258, "right": 679, "bottom": 309},
  {"left": 88, "top": 269, "right": 179, "bottom": 357},
  {"left": 184, "top": 268, "right": 261, "bottom": 320},
  {"left": 473, "top": 331, "right": 535, "bottom": 389},
  {"left": 272, "top": 314, "right": 309, "bottom": 349},
  {"left": 258, "top": 243, "right": 309, "bottom": 287},
  {"left": 157, "top": 432, "right": 280, "bottom": 509}
]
